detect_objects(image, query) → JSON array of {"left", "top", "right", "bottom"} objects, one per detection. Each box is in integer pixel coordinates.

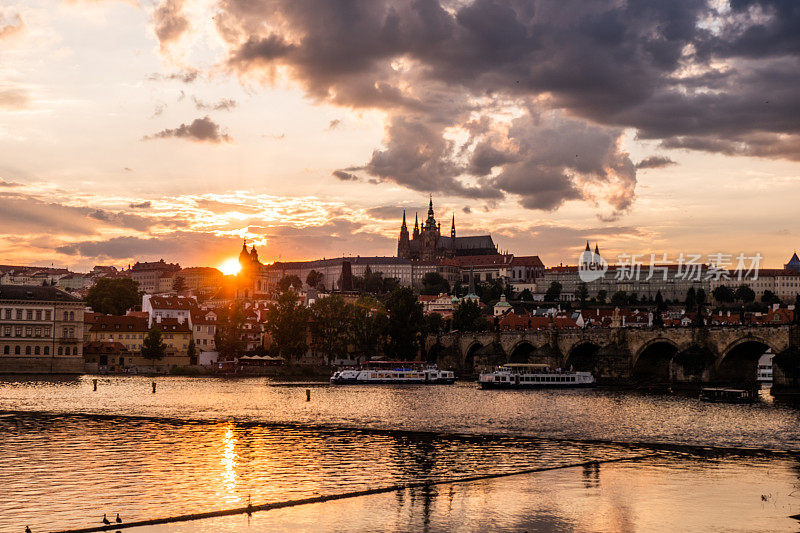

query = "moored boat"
[
  {"left": 330, "top": 361, "right": 455, "bottom": 385},
  {"left": 478, "top": 363, "right": 595, "bottom": 389},
  {"left": 699, "top": 387, "right": 757, "bottom": 403}
]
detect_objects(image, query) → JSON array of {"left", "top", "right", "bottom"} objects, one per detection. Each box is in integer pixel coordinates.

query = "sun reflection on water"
[{"left": 220, "top": 425, "right": 240, "bottom": 504}]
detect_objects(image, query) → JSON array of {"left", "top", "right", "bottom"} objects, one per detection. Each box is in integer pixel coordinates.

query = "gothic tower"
[{"left": 398, "top": 210, "right": 411, "bottom": 259}]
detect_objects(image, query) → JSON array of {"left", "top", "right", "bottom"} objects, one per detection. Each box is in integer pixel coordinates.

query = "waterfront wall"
[{"left": 0, "top": 356, "right": 84, "bottom": 374}]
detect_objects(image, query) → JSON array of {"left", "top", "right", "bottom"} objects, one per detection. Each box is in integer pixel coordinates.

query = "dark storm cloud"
[
  {"left": 153, "top": 0, "right": 189, "bottom": 52},
  {"left": 636, "top": 156, "right": 677, "bottom": 169},
  {"left": 209, "top": 0, "right": 800, "bottom": 214},
  {"left": 332, "top": 170, "right": 359, "bottom": 181},
  {"left": 143, "top": 116, "right": 232, "bottom": 143}
]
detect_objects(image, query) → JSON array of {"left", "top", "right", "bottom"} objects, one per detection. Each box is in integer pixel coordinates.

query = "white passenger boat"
[
  {"left": 478, "top": 363, "right": 595, "bottom": 389},
  {"left": 330, "top": 361, "right": 455, "bottom": 385}
]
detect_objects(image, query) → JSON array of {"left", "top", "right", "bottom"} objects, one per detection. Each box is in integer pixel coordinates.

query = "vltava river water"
[{"left": 1, "top": 376, "right": 800, "bottom": 532}]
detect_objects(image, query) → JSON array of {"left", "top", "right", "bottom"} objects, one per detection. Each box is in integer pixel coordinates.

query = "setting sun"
[{"left": 219, "top": 258, "right": 241, "bottom": 276}]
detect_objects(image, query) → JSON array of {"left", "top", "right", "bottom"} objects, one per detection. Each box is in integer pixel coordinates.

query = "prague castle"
[{"left": 398, "top": 198, "right": 498, "bottom": 262}]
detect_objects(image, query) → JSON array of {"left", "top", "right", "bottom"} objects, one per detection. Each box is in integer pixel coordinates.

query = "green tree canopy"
[
  {"left": 214, "top": 302, "right": 246, "bottom": 360},
  {"left": 306, "top": 270, "right": 324, "bottom": 289},
  {"left": 383, "top": 286, "right": 424, "bottom": 360},
  {"left": 685, "top": 287, "right": 697, "bottom": 311},
  {"left": 86, "top": 278, "right": 140, "bottom": 315},
  {"left": 172, "top": 276, "right": 186, "bottom": 293},
  {"left": 141, "top": 326, "right": 167, "bottom": 370},
  {"left": 265, "top": 290, "right": 309, "bottom": 361},
  {"left": 761, "top": 290, "right": 780, "bottom": 305},
  {"left": 544, "top": 281, "right": 562, "bottom": 302},
  {"left": 735, "top": 284, "right": 756, "bottom": 303},
  {"left": 277, "top": 275, "right": 303, "bottom": 292},
  {"left": 452, "top": 299, "right": 487, "bottom": 332},
  {"left": 421, "top": 272, "right": 451, "bottom": 295},
  {"left": 712, "top": 285, "right": 735, "bottom": 303},
  {"left": 596, "top": 289, "right": 607, "bottom": 304},
  {"left": 309, "top": 294, "right": 352, "bottom": 363},
  {"left": 186, "top": 338, "right": 196, "bottom": 364},
  {"left": 350, "top": 295, "right": 387, "bottom": 361},
  {"left": 610, "top": 290, "right": 628, "bottom": 307},
  {"left": 574, "top": 283, "right": 589, "bottom": 307}
]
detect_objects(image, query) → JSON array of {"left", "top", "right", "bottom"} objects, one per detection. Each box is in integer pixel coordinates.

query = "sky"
[{"left": 1, "top": 0, "right": 800, "bottom": 272}]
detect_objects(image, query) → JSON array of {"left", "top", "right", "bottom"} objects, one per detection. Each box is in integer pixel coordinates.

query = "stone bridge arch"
[
  {"left": 631, "top": 337, "right": 680, "bottom": 384},
  {"left": 564, "top": 340, "right": 602, "bottom": 372},
  {"left": 715, "top": 335, "right": 778, "bottom": 385},
  {"left": 508, "top": 340, "right": 537, "bottom": 363}
]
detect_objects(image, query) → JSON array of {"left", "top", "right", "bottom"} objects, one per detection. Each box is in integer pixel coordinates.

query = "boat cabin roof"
[{"left": 502, "top": 363, "right": 549, "bottom": 369}]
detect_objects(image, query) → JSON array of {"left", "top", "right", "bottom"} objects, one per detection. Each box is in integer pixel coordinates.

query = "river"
[{"left": 1, "top": 376, "right": 799, "bottom": 532}]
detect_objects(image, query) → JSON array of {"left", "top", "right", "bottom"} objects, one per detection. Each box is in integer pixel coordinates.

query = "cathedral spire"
[
  {"left": 585, "top": 241, "right": 591, "bottom": 252},
  {"left": 401, "top": 209, "right": 407, "bottom": 230},
  {"left": 451, "top": 212, "right": 456, "bottom": 239}
]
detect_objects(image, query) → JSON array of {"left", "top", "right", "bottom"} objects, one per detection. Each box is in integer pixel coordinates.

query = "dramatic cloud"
[
  {"left": 201, "top": 0, "right": 800, "bottom": 216},
  {"left": 129, "top": 201, "right": 151, "bottom": 209},
  {"left": 0, "top": 178, "right": 22, "bottom": 187},
  {"left": 0, "top": 88, "right": 30, "bottom": 109},
  {"left": 0, "top": 12, "right": 24, "bottom": 40},
  {"left": 192, "top": 97, "right": 237, "bottom": 111},
  {"left": 636, "top": 156, "right": 677, "bottom": 169},
  {"left": 153, "top": 0, "right": 189, "bottom": 53},
  {"left": 332, "top": 170, "right": 359, "bottom": 181},
  {"left": 143, "top": 116, "right": 232, "bottom": 143}
]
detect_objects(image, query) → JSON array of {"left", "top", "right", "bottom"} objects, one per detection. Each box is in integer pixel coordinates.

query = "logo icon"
[{"left": 578, "top": 251, "right": 608, "bottom": 283}]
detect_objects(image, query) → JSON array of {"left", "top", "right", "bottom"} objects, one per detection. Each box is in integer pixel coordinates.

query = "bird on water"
[
  {"left": 102, "top": 514, "right": 111, "bottom": 525},
  {"left": 116, "top": 514, "right": 122, "bottom": 524}
]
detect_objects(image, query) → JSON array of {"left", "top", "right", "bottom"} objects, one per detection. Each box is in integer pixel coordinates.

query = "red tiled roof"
[
  {"left": 510, "top": 256, "right": 545, "bottom": 268},
  {"left": 148, "top": 295, "right": 198, "bottom": 310}
]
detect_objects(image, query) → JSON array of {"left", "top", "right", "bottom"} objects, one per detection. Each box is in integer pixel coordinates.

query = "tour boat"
[
  {"left": 330, "top": 361, "right": 455, "bottom": 385},
  {"left": 699, "top": 387, "right": 757, "bottom": 403},
  {"left": 478, "top": 363, "right": 596, "bottom": 389}
]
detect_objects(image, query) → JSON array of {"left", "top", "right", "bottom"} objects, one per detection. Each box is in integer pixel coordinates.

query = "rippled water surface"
[
  {"left": 1, "top": 375, "right": 799, "bottom": 448},
  {"left": 2, "top": 376, "right": 800, "bottom": 532}
]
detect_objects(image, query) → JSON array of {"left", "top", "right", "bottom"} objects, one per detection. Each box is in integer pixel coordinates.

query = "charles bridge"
[{"left": 425, "top": 324, "right": 800, "bottom": 391}]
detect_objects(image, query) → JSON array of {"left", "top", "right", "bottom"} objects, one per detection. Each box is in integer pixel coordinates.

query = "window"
[
  {"left": 25, "top": 327, "right": 32, "bottom": 337},
  {"left": 3, "top": 326, "right": 9, "bottom": 337},
  {"left": 34, "top": 346, "right": 40, "bottom": 355},
  {"left": 25, "top": 346, "right": 31, "bottom": 355},
  {"left": 57, "top": 346, "right": 63, "bottom": 355},
  {"left": 44, "top": 327, "right": 50, "bottom": 337},
  {"left": 45, "top": 310, "right": 51, "bottom": 321},
  {"left": 2, "top": 346, "right": 7, "bottom": 355},
  {"left": 64, "top": 347, "right": 71, "bottom": 356},
  {"left": 3, "top": 309, "right": 10, "bottom": 319},
  {"left": 35, "top": 310, "right": 42, "bottom": 321},
  {"left": 26, "top": 310, "right": 33, "bottom": 320},
  {"left": 34, "top": 327, "right": 41, "bottom": 337},
  {"left": 16, "top": 310, "right": 22, "bottom": 320},
  {"left": 14, "top": 346, "right": 20, "bottom": 355},
  {"left": 69, "top": 311, "right": 75, "bottom": 321},
  {"left": 15, "top": 326, "right": 21, "bottom": 336},
  {"left": 43, "top": 346, "right": 49, "bottom": 355}
]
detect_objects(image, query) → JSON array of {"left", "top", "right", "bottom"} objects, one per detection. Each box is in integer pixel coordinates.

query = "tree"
[
  {"left": 350, "top": 295, "right": 387, "bottom": 362},
  {"left": 761, "top": 290, "right": 780, "bottom": 305},
  {"left": 309, "top": 295, "right": 352, "bottom": 363},
  {"left": 186, "top": 338, "right": 197, "bottom": 365},
  {"left": 712, "top": 285, "right": 735, "bottom": 304},
  {"left": 696, "top": 288, "right": 707, "bottom": 306},
  {"left": 452, "top": 299, "right": 487, "bottom": 332},
  {"left": 519, "top": 288, "right": 533, "bottom": 301},
  {"left": 628, "top": 292, "right": 639, "bottom": 305},
  {"left": 264, "top": 290, "right": 309, "bottom": 362},
  {"left": 544, "top": 281, "right": 562, "bottom": 302},
  {"left": 574, "top": 283, "right": 589, "bottom": 307},
  {"left": 277, "top": 275, "right": 303, "bottom": 292},
  {"left": 214, "top": 302, "right": 246, "bottom": 360},
  {"left": 685, "top": 287, "right": 697, "bottom": 312},
  {"left": 654, "top": 290, "right": 665, "bottom": 311},
  {"left": 141, "top": 326, "right": 166, "bottom": 371},
  {"left": 735, "top": 284, "right": 755, "bottom": 303},
  {"left": 424, "top": 312, "right": 445, "bottom": 336},
  {"left": 610, "top": 290, "right": 628, "bottom": 307},
  {"left": 306, "top": 270, "right": 324, "bottom": 289},
  {"left": 383, "top": 286, "right": 425, "bottom": 359},
  {"left": 86, "top": 278, "right": 140, "bottom": 315},
  {"left": 173, "top": 276, "right": 186, "bottom": 293},
  {"left": 597, "top": 289, "right": 607, "bottom": 305},
  {"left": 480, "top": 278, "right": 505, "bottom": 305},
  {"left": 421, "top": 272, "right": 450, "bottom": 295},
  {"left": 795, "top": 294, "right": 800, "bottom": 325}
]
